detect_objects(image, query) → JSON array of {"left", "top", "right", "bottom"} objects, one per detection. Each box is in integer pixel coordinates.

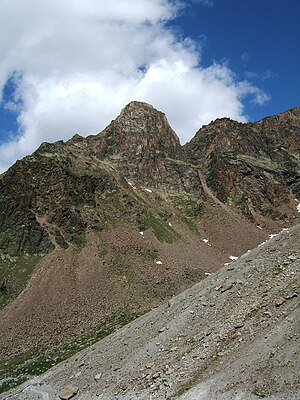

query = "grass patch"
[
  {"left": 94, "top": 186, "right": 182, "bottom": 243},
  {"left": 108, "top": 257, "right": 135, "bottom": 283},
  {"left": 140, "top": 249, "right": 158, "bottom": 261},
  {"left": 259, "top": 205, "right": 282, "bottom": 220},
  {"left": 0, "top": 311, "right": 140, "bottom": 394},
  {"left": 245, "top": 308, "right": 259, "bottom": 320},
  {"left": 235, "top": 154, "right": 279, "bottom": 172},
  {"left": 228, "top": 193, "right": 247, "bottom": 207},
  {"left": 169, "top": 194, "right": 203, "bottom": 233},
  {"left": 139, "top": 209, "right": 181, "bottom": 243},
  {"left": 98, "top": 244, "right": 108, "bottom": 259},
  {"left": 0, "top": 253, "right": 43, "bottom": 309}
]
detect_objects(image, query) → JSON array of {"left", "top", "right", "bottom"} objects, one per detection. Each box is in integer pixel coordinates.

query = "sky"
[{"left": 0, "top": 0, "right": 299, "bottom": 173}]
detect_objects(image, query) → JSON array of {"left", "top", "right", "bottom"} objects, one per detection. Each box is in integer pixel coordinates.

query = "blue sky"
[
  {"left": 0, "top": 0, "right": 299, "bottom": 172},
  {"left": 172, "top": 0, "right": 299, "bottom": 121}
]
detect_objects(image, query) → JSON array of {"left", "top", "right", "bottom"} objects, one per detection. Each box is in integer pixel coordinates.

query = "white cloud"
[{"left": 0, "top": 0, "right": 269, "bottom": 173}]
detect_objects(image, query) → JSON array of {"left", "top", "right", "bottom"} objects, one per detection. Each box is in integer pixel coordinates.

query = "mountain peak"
[
  {"left": 120, "top": 100, "right": 157, "bottom": 115},
  {"left": 89, "top": 101, "right": 182, "bottom": 164}
]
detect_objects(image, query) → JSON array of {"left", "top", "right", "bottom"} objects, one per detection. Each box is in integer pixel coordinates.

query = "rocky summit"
[{"left": 0, "top": 101, "right": 299, "bottom": 396}]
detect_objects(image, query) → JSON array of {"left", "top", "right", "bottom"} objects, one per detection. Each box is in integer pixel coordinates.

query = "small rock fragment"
[
  {"left": 94, "top": 373, "right": 102, "bottom": 381},
  {"left": 59, "top": 384, "right": 79, "bottom": 400},
  {"left": 275, "top": 297, "right": 285, "bottom": 307},
  {"left": 285, "top": 292, "right": 298, "bottom": 300},
  {"left": 234, "top": 323, "right": 244, "bottom": 329},
  {"left": 145, "top": 362, "right": 154, "bottom": 369},
  {"left": 231, "top": 331, "right": 242, "bottom": 339},
  {"left": 220, "top": 282, "right": 233, "bottom": 292}
]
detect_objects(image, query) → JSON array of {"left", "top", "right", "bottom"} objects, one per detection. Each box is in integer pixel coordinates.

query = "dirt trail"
[
  {"left": 3, "top": 224, "right": 299, "bottom": 400},
  {"left": 197, "top": 169, "right": 229, "bottom": 210}
]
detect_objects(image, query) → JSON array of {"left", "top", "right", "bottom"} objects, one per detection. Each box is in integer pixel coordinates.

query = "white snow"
[
  {"left": 256, "top": 225, "right": 263, "bottom": 230},
  {"left": 168, "top": 222, "right": 172, "bottom": 227},
  {"left": 202, "top": 239, "right": 212, "bottom": 246},
  {"left": 155, "top": 261, "right": 162, "bottom": 265},
  {"left": 144, "top": 188, "right": 152, "bottom": 193},
  {"left": 229, "top": 255, "right": 238, "bottom": 261},
  {"left": 139, "top": 231, "right": 144, "bottom": 236},
  {"left": 258, "top": 241, "right": 267, "bottom": 247},
  {"left": 204, "top": 272, "right": 211, "bottom": 276},
  {"left": 127, "top": 181, "right": 136, "bottom": 189},
  {"left": 269, "top": 234, "right": 277, "bottom": 239},
  {"left": 297, "top": 203, "right": 300, "bottom": 213}
]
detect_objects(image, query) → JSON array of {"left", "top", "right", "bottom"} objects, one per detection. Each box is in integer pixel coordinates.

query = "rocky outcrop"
[{"left": 184, "top": 107, "right": 300, "bottom": 221}]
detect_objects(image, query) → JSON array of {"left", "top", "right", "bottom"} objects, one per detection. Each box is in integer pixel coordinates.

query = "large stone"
[{"left": 59, "top": 384, "right": 79, "bottom": 399}]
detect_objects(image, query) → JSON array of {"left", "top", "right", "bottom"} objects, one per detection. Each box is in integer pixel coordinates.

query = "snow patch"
[
  {"left": 155, "top": 261, "right": 162, "bottom": 265},
  {"left": 204, "top": 272, "right": 211, "bottom": 276},
  {"left": 258, "top": 241, "right": 267, "bottom": 247},
  {"left": 269, "top": 233, "right": 277, "bottom": 239},
  {"left": 127, "top": 181, "right": 136, "bottom": 189},
  {"left": 144, "top": 188, "right": 152, "bottom": 193},
  {"left": 297, "top": 203, "right": 300, "bottom": 213},
  {"left": 202, "top": 239, "right": 212, "bottom": 246},
  {"left": 139, "top": 231, "right": 144, "bottom": 237},
  {"left": 256, "top": 225, "right": 263, "bottom": 230},
  {"left": 229, "top": 255, "right": 238, "bottom": 261},
  {"left": 168, "top": 222, "right": 172, "bottom": 227}
]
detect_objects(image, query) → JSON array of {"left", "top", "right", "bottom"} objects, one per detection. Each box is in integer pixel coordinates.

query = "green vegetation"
[
  {"left": 138, "top": 209, "right": 181, "bottom": 243},
  {"left": 108, "top": 257, "right": 135, "bottom": 282},
  {"left": 228, "top": 193, "right": 247, "bottom": 207},
  {"left": 0, "top": 311, "right": 140, "bottom": 394},
  {"left": 98, "top": 244, "right": 108, "bottom": 259},
  {"left": 170, "top": 194, "right": 203, "bottom": 219},
  {"left": 259, "top": 205, "right": 282, "bottom": 220},
  {"left": 96, "top": 188, "right": 181, "bottom": 243},
  {"left": 235, "top": 154, "right": 279, "bottom": 172},
  {"left": 65, "top": 231, "right": 86, "bottom": 252},
  {"left": 227, "top": 194, "right": 254, "bottom": 221},
  {"left": 169, "top": 194, "right": 203, "bottom": 232},
  {"left": 140, "top": 249, "right": 158, "bottom": 261},
  {"left": 0, "top": 253, "right": 43, "bottom": 309},
  {"left": 245, "top": 308, "right": 259, "bottom": 320}
]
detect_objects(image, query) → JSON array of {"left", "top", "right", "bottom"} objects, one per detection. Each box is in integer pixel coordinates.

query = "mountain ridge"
[{"left": 0, "top": 101, "right": 299, "bottom": 394}]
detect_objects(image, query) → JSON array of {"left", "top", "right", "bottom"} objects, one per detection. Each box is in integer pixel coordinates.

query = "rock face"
[
  {"left": 184, "top": 107, "right": 300, "bottom": 221},
  {"left": 72, "top": 101, "right": 195, "bottom": 191},
  {"left": 0, "top": 102, "right": 299, "bottom": 394},
  {"left": 91, "top": 101, "right": 183, "bottom": 161}
]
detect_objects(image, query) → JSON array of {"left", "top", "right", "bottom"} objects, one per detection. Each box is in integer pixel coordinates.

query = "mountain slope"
[
  {"left": 2, "top": 223, "right": 299, "bottom": 399},
  {"left": 0, "top": 102, "right": 299, "bottom": 393}
]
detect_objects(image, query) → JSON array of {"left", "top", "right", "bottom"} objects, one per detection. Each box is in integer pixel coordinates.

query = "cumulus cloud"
[{"left": 0, "top": 0, "right": 269, "bottom": 172}]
